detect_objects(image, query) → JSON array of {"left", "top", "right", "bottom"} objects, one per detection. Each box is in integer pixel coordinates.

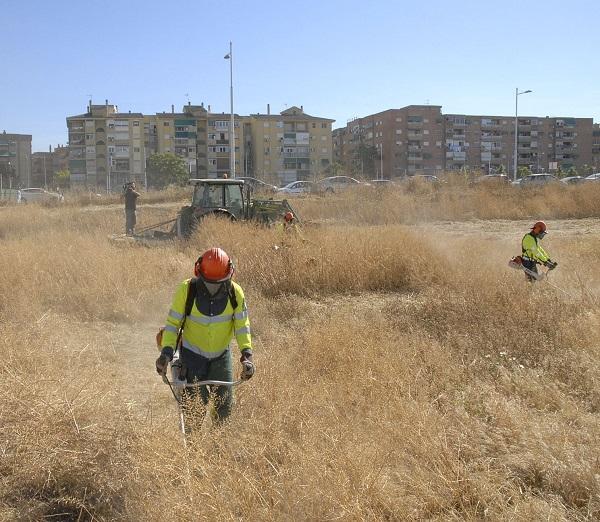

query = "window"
[
  {"left": 133, "top": 121, "right": 140, "bottom": 127},
  {"left": 208, "top": 133, "right": 216, "bottom": 140},
  {"left": 216, "top": 121, "right": 229, "bottom": 128},
  {"left": 321, "top": 136, "right": 327, "bottom": 141},
  {"left": 263, "top": 122, "right": 270, "bottom": 128},
  {"left": 396, "top": 129, "right": 402, "bottom": 134},
  {"left": 164, "top": 134, "right": 170, "bottom": 139},
  {"left": 264, "top": 147, "right": 270, "bottom": 154},
  {"left": 134, "top": 147, "right": 140, "bottom": 152},
  {"left": 321, "top": 123, "right": 327, "bottom": 129},
  {"left": 163, "top": 122, "right": 170, "bottom": 126},
  {"left": 86, "top": 134, "right": 93, "bottom": 140},
  {"left": 312, "top": 123, "right": 316, "bottom": 129},
  {"left": 276, "top": 121, "right": 283, "bottom": 128},
  {"left": 321, "top": 148, "right": 327, "bottom": 153}
]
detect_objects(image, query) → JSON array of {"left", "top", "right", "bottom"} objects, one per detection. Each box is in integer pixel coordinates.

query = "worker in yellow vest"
[
  {"left": 521, "top": 221, "right": 557, "bottom": 281},
  {"left": 156, "top": 248, "right": 253, "bottom": 426}
]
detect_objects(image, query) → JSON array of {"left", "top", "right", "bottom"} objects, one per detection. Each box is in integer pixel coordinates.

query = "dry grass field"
[{"left": 1, "top": 184, "right": 599, "bottom": 521}]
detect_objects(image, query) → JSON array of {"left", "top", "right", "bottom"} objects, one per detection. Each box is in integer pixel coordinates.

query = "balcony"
[{"left": 408, "top": 145, "right": 422, "bottom": 152}]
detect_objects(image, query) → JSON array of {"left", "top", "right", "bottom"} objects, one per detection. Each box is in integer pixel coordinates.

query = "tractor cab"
[{"left": 189, "top": 178, "right": 250, "bottom": 220}]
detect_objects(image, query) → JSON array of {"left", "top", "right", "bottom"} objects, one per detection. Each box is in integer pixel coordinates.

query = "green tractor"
[{"left": 124, "top": 179, "right": 299, "bottom": 241}]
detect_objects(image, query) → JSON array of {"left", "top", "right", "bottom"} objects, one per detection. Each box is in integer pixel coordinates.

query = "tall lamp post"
[
  {"left": 513, "top": 88, "right": 532, "bottom": 181},
  {"left": 224, "top": 42, "right": 235, "bottom": 179}
]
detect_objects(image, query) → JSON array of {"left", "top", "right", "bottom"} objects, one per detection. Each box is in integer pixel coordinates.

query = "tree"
[
  {"left": 147, "top": 153, "right": 188, "bottom": 188},
  {"left": 326, "top": 161, "right": 344, "bottom": 177},
  {"left": 54, "top": 169, "right": 70, "bottom": 189},
  {"left": 496, "top": 164, "right": 506, "bottom": 174},
  {"left": 566, "top": 166, "right": 579, "bottom": 178},
  {"left": 354, "top": 144, "right": 378, "bottom": 178},
  {"left": 517, "top": 166, "right": 531, "bottom": 178}
]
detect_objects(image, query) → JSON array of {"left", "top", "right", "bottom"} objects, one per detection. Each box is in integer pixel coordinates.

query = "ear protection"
[{"left": 193, "top": 255, "right": 236, "bottom": 280}]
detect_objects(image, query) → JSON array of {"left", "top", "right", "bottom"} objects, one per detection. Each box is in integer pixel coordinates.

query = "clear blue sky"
[{"left": 2, "top": 0, "right": 599, "bottom": 151}]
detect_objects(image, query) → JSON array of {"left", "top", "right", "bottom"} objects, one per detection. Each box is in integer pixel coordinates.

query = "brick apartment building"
[
  {"left": 66, "top": 101, "right": 333, "bottom": 189},
  {"left": 333, "top": 105, "right": 596, "bottom": 178},
  {"left": 31, "top": 145, "right": 69, "bottom": 188}
]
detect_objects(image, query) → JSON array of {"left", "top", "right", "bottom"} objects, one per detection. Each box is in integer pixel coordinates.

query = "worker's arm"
[
  {"left": 522, "top": 234, "right": 549, "bottom": 263},
  {"left": 232, "top": 283, "right": 252, "bottom": 353},
  {"left": 160, "top": 281, "right": 188, "bottom": 351}
]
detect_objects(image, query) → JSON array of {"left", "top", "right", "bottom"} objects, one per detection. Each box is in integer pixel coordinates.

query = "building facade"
[
  {"left": 67, "top": 102, "right": 333, "bottom": 189},
  {"left": 333, "top": 105, "right": 596, "bottom": 177},
  {"left": 31, "top": 145, "right": 69, "bottom": 188},
  {"left": 245, "top": 106, "right": 334, "bottom": 185},
  {"left": 0, "top": 132, "right": 32, "bottom": 187},
  {"left": 593, "top": 124, "right": 600, "bottom": 170}
]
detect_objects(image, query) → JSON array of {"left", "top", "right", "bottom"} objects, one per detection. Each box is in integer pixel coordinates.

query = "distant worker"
[
  {"left": 521, "top": 221, "right": 558, "bottom": 281},
  {"left": 122, "top": 181, "right": 140, "bottom": 235},
  {"left": 156, "top": 248, "right": 254, "bottom": 429}
]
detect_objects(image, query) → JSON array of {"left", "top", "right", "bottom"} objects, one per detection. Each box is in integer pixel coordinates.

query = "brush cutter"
[
  {"left": 508, "top": 255, "right": 545, "bottom": 281},
  {"left": 161, "top": 356, "right": 243, "bottom": 443},
  {"left": 508, "top": 256, "right": 575, "bottom": 297}
]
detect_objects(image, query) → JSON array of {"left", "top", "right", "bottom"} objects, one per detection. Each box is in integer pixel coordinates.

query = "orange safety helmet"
[
  {"left": 531, "top": 221, "right": 547, "bottom": 234},
  {"left": 284, "top": 211, "right": 294, "bottom": 223},
  {"left": 194, "top": 248, "right": 234, "bottom": 282}
]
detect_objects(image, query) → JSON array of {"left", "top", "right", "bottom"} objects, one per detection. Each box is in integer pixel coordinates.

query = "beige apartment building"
[
  {"left": 334, "top": 105, "right": 596, "bottom": 177},
  {"left": 67, "top": 102, "right": 333, "bottom": 189},
  {"left": 245, "top": 106, "right": 334, "bottom": 185},
  {"left": 0, "top": 131, "right": 32, "bottom": 187}
]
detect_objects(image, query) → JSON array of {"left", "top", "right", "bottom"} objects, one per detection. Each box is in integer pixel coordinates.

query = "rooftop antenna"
[
  {"left": 185, "top": 93, "right": 190, "bottom": 104},
  {"left": 87, "top": 94, "right": 93, "bottom": 111},
  {"left": 425, "top": 99, "right": 430, "bottom": 105}
]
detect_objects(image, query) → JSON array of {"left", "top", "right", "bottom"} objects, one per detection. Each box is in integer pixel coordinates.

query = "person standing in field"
[
  {"left": 521, "top": 221, "right": 557, "bottom": 281},
  {"left": 122, "top": 181, "right": 140, "bottom": 235},
  {"left": 155, "top": 248, "right": 254, "bottom": 429}
]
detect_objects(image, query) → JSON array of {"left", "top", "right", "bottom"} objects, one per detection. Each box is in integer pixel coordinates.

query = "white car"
[
  {"left": 19, "top": 188, "right": 64, "bottom": 203},
  {"left": 277, "top": 181, "right": 315, "bottom": 196},
  {"left": 585, "top": 173, "right": 600, "bottom": 181},
  {"left": 317, "top": 176, "right": 364, "bottom": 193}
]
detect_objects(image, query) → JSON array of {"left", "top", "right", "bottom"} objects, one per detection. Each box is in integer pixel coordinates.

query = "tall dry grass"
[
  {"left": 1, "top": 197, "right": 599, "bottom": 520},
  {"left": 294, "top": 182, "right": 600, "bottom": 224}
]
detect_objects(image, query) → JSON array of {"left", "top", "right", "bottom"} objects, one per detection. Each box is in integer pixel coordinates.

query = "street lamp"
[
  {"left": 513, "top": 88, "right": 532, "bottom": 180},
  {"left": 224, "top": 42, "right": 235, "bottom": 179}
]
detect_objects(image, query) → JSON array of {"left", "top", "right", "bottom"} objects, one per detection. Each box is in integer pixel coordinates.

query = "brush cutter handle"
[{"left": 162, "top": 375, "right": 242, "bottom": 388}]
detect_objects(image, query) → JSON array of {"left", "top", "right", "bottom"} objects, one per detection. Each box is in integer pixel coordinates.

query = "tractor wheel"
[{"left": 176, "top": 206, "right": 198, "bottom": 239}]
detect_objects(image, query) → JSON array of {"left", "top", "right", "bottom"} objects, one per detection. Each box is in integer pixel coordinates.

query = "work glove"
[
  {"left": 545, "top": 260, "right": 558, "bottom": 270},
  {"left": 156, "top": 347, "right": 174, "bottom": 375},
  {"left": 240, "top": 350, "right": 255, "bottom": 380}
]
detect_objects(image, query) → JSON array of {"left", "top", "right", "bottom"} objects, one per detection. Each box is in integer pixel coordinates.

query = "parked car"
[
  {"left": 19, "top": 187, "right": 64, "bottom": 203},
  {"left": 409, "top": 174, "right": 441, "bottom": 183},
  {"left": 474, "top": 174, "right": 510, "bottom": 185},
  {"left": 369, "top": 179, "right": 396, "bottom": 187},
  {"left": 585, "top": 173, "right": 600, "bottom": 181},
  {"left": 277, "top": 181, "right": 315, "bottom": 196},
  {"left": 317, "top": 176, "right": 364, "bottom": 193},
  {"left": 561, "top": 176, "right": 587, "bottom": 185},
  {"left": 517, "top": 174, "right": 559, "bottom": 187},
  {"left": 237, "top": 177, "right": 278, "bottom": 193}
]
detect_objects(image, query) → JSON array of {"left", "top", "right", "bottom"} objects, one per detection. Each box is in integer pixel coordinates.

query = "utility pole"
[
  {"left": 514, "top": 88, "right": 532, "bottom": 181},
  {"left": 224, "top": 42, "right": 235, "bottom": 178}
]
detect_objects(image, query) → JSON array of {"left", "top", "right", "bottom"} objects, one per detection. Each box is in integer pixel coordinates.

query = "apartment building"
[
  {"left": 593, "top": 124, "right": 600, "bottom": 170},
  {"left": 31, "top": 145, "right": 69, "bottom": 187},
  {"left": 0, "top": 131, "right": 32, "bottom": 187},
  {"left": 334, "top": 106, "right": 596, "bottom": 177},
  {"left": 245, "top": 106, "right": 334, "bottom": 185}
]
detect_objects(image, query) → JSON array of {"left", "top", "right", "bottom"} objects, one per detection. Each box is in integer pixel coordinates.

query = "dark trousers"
[
  {"left": 179, "top": 347, "right": 233, "bottom": 430},
  {"left": 522, "top": 258, "right": 538, "bottom": 282},
  {"left": 125, "top": 209, "right": 136, "bottom": 235}
]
